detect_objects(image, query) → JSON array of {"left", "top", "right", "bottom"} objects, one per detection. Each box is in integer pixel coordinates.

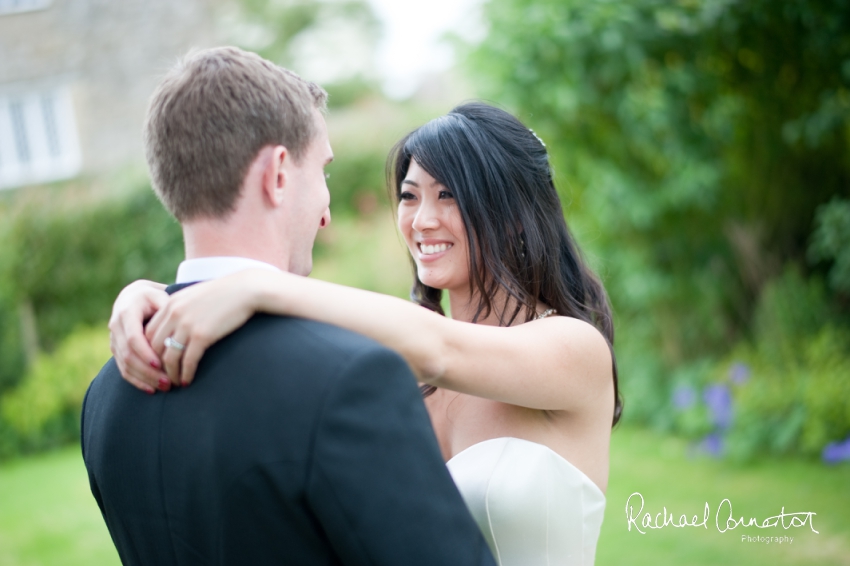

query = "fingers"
[
  {"left": 112, "top": 331, "right": 169, "bottom": 392},
  {"left": 111, "top": 333, "right": 158, "bottom": 394},
  {"left": 110, "top": 329, "right": 161, "bottom": 396},
  {"left": 146, "top": 305, "right": 175, "bottom": 359},
  {"left": 146, "top": 300, "right": 187, "bottom": 385},
  {"left": 124, "top": 374, "right": 157, "bottom": 395},
  {"left": 119, "top": 355, "right": 171, "bottom": 393},
  {"left": 179, "top": 337, "right": 208, "bottom": 386},
  {"left": 109, "top": 281, "right": 171, "bottom": 391},
  {"left": 145, "top": 278, "right": 249, "bottom": 386},
  {"left": 127, "top": 332, "right": 164, "bottom": 378},
  {"left": 148, "top": 287, "right": 169, "bottom": 312},
  {"left": 140, "top": 279, "right": 168, "bottom": 292},
  {"left": 161, "top": 331, "right": 189, "bottom": 385},
  {"left": 111, "top": 281, "right": 168, "bottom": 328}
]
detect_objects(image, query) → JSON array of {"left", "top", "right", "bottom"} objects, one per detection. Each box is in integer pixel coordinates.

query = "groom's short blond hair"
[{"left": 144, "top": 46, "right": 327, "bottom": 221}]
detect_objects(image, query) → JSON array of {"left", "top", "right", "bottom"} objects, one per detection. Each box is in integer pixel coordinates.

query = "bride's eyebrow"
[{"left": 401, "top": 179, "right": 419, "bottom": 187}]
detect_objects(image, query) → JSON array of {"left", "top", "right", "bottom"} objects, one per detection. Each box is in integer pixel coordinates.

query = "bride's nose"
[{"left": 411, "top": 202, "right": 439, "bottom": 232}]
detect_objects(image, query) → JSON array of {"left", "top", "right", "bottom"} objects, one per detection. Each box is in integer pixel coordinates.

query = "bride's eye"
[
  {"left": 439, "top": 190, "right": 454, "bottom": 199},
  {"left": 400, "top": 191, "right": 416, "bottom": 201}
]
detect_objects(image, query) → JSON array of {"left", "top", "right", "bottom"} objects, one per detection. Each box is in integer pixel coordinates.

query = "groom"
[{"left": 81, "top": 47, "right": 494, "bottom": 565}]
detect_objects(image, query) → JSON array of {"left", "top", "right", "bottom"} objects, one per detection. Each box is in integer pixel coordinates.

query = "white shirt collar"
[{"left": 175, "top": 256, "right": 281, "bottom": 284}]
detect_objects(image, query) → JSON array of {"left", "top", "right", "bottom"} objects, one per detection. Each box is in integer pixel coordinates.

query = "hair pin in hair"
[{"left": 529, "top": 128, "right": 546, "bottom": 148}]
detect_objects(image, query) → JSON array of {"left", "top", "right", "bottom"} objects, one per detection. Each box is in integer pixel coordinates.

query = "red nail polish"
[
  {"left": 158, "top": 378, "right": 170, "bottom": 391},
  {"left": 150, "top": 359, "right": 161, "bottom": 369}
]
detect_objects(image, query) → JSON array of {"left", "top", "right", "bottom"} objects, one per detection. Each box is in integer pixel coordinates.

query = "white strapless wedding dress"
[{"left": 447, "top": 437, "right": 606, "bottom": 566}]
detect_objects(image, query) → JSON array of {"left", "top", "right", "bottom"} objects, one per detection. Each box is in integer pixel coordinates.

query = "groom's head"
[{"left": 143, "top": 46, "right": 333, "bottom": 275}]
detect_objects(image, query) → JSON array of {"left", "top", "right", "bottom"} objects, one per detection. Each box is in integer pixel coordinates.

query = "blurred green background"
[{"left": 0, "top": 0, "right": 848, "bottom": 564}]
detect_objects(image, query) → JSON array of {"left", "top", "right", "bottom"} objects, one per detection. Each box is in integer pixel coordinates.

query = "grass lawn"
[
  {"left": 598, "top": 427, "right": 850, "bottom": 565},
  {"left": 0, "top": 426, "right": 847, "bottom": 565},
  {"left": 0, "top": 447, "right": 118, "bottom": 566}
]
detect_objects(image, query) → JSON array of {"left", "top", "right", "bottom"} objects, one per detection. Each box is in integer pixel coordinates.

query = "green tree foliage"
[
  {"left": 471, "top": 0, "right": 849, "bottom": 357},
  {"left": 470, "top": 0, "right": 850, "bottom": 450},
  {"left": 0, "top": 186, "right": 183, "bottom": 365},
  {"left": 0, "top": 181, "right": 183, "bottom": 441},
  {"left": 809, "top": 197, "right": 850, "bottom": 293},
  {"left": 1, "top": 326, "right": 110, "bottom": 453},
  {"left": 669, "top": 269, "right": 850, "bottom": 460}
]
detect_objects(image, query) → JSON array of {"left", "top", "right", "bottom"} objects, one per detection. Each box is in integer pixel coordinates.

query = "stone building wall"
[{"left": 0, "top": 0, "right": 224, "bottom": 189}]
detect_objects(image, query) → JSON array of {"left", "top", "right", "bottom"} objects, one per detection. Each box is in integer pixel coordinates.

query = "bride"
[{"left": 111, "top": 102, "right": 623, "bottom": 565}]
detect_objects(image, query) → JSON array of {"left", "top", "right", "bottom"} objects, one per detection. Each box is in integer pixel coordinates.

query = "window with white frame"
[
  {"left": 0, "top": 84, "right": 82, "bottom": 190},
  {"left": 0, "top": 0, "right": 52, "bottom": 16}
]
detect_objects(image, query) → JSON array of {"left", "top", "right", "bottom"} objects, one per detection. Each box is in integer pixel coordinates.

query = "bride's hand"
[
  {"left": 109, "top": 280, "right": 170, "bottom": 393},
  {"left": 145, "top": 270, "right": 266, "bottom": 386}
]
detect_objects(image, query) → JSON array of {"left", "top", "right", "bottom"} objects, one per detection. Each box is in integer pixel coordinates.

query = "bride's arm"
[{"left": 139, "top": 269, "right": 612, "bottom": 411}]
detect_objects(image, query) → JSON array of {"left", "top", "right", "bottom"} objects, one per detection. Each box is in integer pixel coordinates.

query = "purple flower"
[
  {"left": 701, "top": 433, "right": 724, "bottom": 457},
  {"left": 822, "top": 436, "right": 850, "bottom": 465},
  {"left": 672, "top": 385, "right": 697, "bottom": 410},
  {"left": 703, "top": 384, "right": 733, "bottom": 429},
  {"left": 728, "top": 362, "right": 751, "bottom": 385}
]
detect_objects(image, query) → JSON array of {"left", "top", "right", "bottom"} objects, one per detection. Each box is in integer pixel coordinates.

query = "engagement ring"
[{"left": 164, "top": 336, "right": 186, "bottom": 351}]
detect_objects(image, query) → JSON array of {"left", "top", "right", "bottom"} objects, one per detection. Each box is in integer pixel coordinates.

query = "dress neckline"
[{"left": 446, "top": 436, "right": 606, "bottom": 497}]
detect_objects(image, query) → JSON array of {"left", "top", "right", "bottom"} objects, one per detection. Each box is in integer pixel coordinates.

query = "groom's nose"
[{"left": 319, "top": 207, "right": 331, "bottom": 228}]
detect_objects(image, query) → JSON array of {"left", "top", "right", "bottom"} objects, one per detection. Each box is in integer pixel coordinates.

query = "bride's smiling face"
[{"left": 397, "top": 159, "right": 470, "bottom": 292}]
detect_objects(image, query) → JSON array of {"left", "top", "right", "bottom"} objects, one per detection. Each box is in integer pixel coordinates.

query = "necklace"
[{"left": 536, "top": 308, "right": 557, "bottom": 320}]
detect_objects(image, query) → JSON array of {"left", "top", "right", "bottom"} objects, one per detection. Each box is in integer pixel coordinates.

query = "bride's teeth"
[{"left": 420, "top": 243, "right": 452, "bottom": 255}]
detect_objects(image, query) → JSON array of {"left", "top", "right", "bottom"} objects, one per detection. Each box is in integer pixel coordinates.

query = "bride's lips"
[{"left": 415, "top": 240, "right": 453, "bottom": 263}]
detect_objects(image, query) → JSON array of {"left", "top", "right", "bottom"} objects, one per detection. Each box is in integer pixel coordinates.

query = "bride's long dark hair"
[{"left": 388, "top": 102, "right": 623, "bottom": 426}]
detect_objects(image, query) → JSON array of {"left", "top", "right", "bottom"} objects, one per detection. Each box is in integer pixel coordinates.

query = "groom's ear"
[{"left": 262, "top": 145, "right": 288, "bottom": 207}]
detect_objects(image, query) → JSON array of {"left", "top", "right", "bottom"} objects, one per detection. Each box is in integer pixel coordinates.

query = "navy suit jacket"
[{"left": 82, "top": 283, "right": 495, "bottom": 565}]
